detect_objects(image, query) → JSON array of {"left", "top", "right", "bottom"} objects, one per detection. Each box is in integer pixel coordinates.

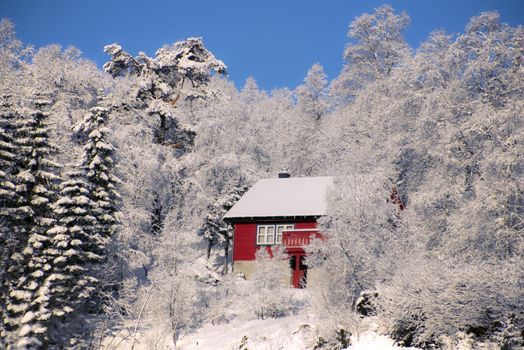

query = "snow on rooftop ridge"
[{"left": 223, "top": 176, "right": 334, "bottom": 220}]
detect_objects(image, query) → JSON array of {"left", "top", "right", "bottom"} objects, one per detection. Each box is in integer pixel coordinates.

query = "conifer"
[{"left": 3, "top": 96, "right": 61, "bottom": 348}]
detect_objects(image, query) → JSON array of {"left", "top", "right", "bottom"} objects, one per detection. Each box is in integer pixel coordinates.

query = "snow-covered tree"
[
  {"left": 0, "top": 18, "right": 31, "bottom": 87},
  {"left": 75, "top": 101, "right": 120, "bottom": 243},
  {"left": 331, "top": 5, "right": 411, "bottom": 102},
  {"left": 145, "top": 269, "right": 200, "bottom": 349},
  {"left": 0, "top": 94, "right": 27, "bottom": 345},
  {"left": 27, "top": 44, "right": 109, "bottom": 165},
  {"left": 307, "top": 175, "right": 399, "bottom": 333},
  {"left": 199, "top": 184, "right": 247, "bottom": 269},
  {"left": 42, "top": 168, "right": 100, "bottom": 346},
  {"left": 247, "top": 247, "right": 293, "bottom": 319},
  {"left": 0, "top": 94, "right": 22, "bottom": 272},
  {"left": 100, "top": 39, "right": 224, "bottom": 267},
  {"left": 296, "top": 63, "right": 329, "bottom": 121},
  {"left": 374, "top": 250, "right": 522, "bottom": 347},
  {"left": 2, "top": 96, "right": 62, "bottom": 348},
  {"left": 104, "top": 37, "right": 226, "bottom": 102},
  {"left": 315, "top": 11, "right": 524, "bottom": 347}
]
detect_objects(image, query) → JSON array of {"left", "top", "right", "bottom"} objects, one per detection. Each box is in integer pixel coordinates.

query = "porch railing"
[{"left": 282, "top": 230, "right": 322, "bottom": 249}]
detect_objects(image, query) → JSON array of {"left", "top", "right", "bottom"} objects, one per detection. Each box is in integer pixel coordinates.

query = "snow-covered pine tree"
[
  {"left": 199, "top": 204, "right": 223, "bottom": 261},
  {"left": 43, "top": 168, "right": 99, "bottom": 346},
  {"left": 24, "top": 94, "right": 120, "bottom": 347},
  {"left": 103, "top": 37, "right": 226, "bottom": 101},
  {"left": 75, "top": 101, "right": 120, "bottom": 245},
  {"left": 3, "top": 96, "right": 62, "bottom": 349},
  {"left": 0, "top": 94, "right": 18, "bottom": 196},
  {"left": 0, "top": 93, "right": 27, "bottom": 345},
  {"left": 0, "top": 93, "right": 21, "bottom": 279},
  {"left": 218, "top": 185, "right": 247, "bottom": 273},
  {"left": 199, "top": 184, "right": 247, "bottom": 271}
]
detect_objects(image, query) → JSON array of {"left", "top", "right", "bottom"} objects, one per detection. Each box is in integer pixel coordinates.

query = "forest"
[{"left": 0, "top": 5, "right": 522, "bottom": 349}]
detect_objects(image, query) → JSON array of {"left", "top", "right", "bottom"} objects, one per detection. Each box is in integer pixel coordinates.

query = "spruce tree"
[
  {"left": 76, "top": 102, "right": 120, "bottom": 245},
  {"left": 0, "top": 95, "right": 18, "bottom": 202},
  {"left": 199, "top": 185, "right": 247, "bottom": 270},
  {"left": 44, "top": 168, "right": 99, "bottom": 346},
  {"left": 0, "top": 94, "right": 20, "bottom": 282},
  {"left": 219, "top": 185, "right": 247, "bottom": 273},
  {"left": 0, "top": 93, "right": 26, "bottom": 345},
  {"left": 5, "top": 96, "right": 121, "bottom": 347},
  {"left": 73, "top": 99, "right": 120, "bottom": 310},
  {"left": 3, "top": 97, "right": 61, "bottom": 349}
]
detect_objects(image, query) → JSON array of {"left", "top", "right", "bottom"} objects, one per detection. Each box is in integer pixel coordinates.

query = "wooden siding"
[{"left": 232, "top": 220, "right": 318, "bottom": 262}]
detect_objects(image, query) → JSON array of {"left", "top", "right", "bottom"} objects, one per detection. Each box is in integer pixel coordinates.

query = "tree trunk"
[
  {"left": 172, "top": 329, "right": 178, "bottom": 350},
  {"left": 206, "top": 239, "right": 213, "bottom": 260},
  {"left": 223, "top": 237, "right": 230, "bottom": 274},
  {"left": 158, "top": 113, "right": 167, "bottom": 144},
  {"left": 150, "top": 192, "right": 163, "bottom": 235}
]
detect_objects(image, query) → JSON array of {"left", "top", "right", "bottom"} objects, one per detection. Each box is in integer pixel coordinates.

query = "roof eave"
[{"left": 223, "top": 214, "right": 324, "bottom": 224}]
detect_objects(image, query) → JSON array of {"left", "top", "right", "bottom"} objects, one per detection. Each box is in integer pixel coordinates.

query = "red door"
[{"left": 290, "top": 254, "right": 307, "bottom": 288}]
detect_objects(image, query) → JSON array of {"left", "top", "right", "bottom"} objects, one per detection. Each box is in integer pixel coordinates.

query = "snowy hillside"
[
  {"left": 102, "top": 307, "right": 421, "bottom": 350},
  {"left": 177, "top": 317, "right": 425, "bottom": 350}
]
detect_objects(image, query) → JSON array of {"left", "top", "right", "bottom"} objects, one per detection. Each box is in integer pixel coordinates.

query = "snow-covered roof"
[{"left": 224, "top": 176, "right": 333, "bottom": 220}]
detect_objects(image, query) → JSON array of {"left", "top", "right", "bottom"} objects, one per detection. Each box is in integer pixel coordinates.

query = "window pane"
[
  {"left": 276, "top": 225, "right": 283, "bottom": 243},
  {"left": 267, "top": 226, "right": 274, "bottom": 244},
  {"left": 257, "top": 226, "right": 266, "bottom": 244}
]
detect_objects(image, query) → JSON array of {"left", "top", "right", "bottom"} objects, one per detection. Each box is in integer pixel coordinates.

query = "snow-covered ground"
[
  {"left": 177, "top": 316, "right": 418, "bottom": 350},
  {"left": 101, "top": 314, "right": 419, "bottom": 350},
  {"left": 100, "top": 260, "right": 417, "bottom": 350},
  {"left": 178, "top": 315, "right": 311, "bottom": 350}
]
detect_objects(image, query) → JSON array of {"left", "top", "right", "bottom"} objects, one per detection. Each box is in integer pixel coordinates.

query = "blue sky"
[{"left": 1, "top": 1, "right": 523, "bottom": 91}]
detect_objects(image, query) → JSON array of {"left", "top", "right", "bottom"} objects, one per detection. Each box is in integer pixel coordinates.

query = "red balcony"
[{"left": 282, "top": 229, "right": 322, "bottom": 251}]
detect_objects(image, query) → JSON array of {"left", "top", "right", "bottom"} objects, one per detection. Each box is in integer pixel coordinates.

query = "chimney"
[{"left": 278, "top": 172, "right": 291, "bottom": 179}]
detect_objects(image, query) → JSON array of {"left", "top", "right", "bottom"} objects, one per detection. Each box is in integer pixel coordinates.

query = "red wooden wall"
[{"left": 232, "top": 220, "right": 317, "bottom": 261}]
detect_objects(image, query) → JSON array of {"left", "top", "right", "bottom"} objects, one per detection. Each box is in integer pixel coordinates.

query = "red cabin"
[{"left": 223, "top": 174, "right": 333, "bottom": 288}]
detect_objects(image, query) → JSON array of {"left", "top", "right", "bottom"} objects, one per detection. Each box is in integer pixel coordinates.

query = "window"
[
  {"left": 257, "top": 224, "right": 294, "bottom": 245},
  {"left": 257, "top": 225, "right": 274, "bottom": 244},
  {"left": 276, "top": 224, "right": 294, "bottom": 244}
]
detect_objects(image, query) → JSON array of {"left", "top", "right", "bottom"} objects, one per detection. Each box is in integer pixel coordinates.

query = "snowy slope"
[
  {"left": 177, "top": 315, "right": 312, "bottom": 350},
  {"left": 98, "top": 261, "right": 421, "bottom": 350},
  {"left": 177, "top": 316, "right": 420, "bottom": 350},
  {"left": 100, "top": 314, "right": 419, "bottom": 350}
]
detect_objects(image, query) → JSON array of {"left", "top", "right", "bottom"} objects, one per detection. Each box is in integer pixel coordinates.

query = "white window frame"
[
  {"left": 257, "top": 224, "right": 294, "bottom": 245},
  {"left": 276, "top": 224, "right": 294, "bottom": 244}
]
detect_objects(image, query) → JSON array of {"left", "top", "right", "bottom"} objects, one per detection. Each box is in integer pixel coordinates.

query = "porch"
[
  {"left": 282, "top": 229, "right": 322, "bottom": 288},
  {"left": 282, "top": 229, "right": 322, "bottom": 251}
]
